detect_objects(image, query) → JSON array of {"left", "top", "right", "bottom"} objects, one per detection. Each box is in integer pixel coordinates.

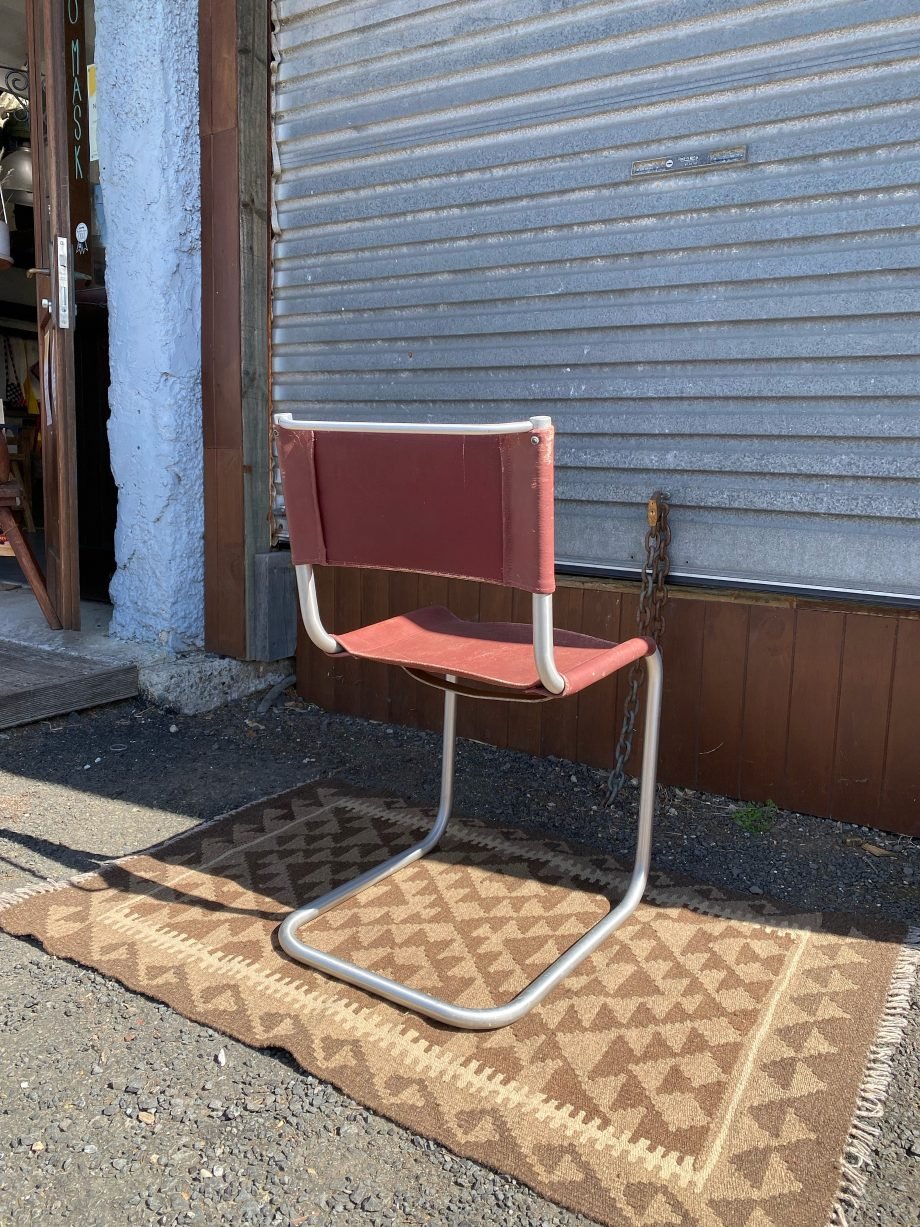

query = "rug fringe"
[
  {"left": 0, "top": 873, "right": 92, "bottom": 912},
  {"left": 825, "top": 924, "right": 920, "bottom": 1227}
]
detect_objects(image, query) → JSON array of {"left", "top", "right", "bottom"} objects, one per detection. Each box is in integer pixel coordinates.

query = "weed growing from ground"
[{"left": 732, "top": 799, "right": 778, "bottom": 834}]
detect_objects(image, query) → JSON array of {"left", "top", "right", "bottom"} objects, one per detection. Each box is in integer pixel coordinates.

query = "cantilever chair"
[{"left": 274, "top": 414, "right": 663, "bottom": 1030}]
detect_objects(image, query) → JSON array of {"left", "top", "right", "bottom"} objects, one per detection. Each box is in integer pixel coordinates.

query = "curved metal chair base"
[{"left": 278, "top": 652, "right": 663, "bottom": 1031}]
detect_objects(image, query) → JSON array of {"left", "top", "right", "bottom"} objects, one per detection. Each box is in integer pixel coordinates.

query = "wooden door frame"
[
  {"left": 200, "top": 0, "right": 277, "bottom": 660},
  {"left": 25, "top": 0, "right": 81, "bottom": 629}
]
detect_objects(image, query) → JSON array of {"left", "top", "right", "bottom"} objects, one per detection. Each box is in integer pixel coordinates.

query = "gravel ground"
[{"left": 0, "top": 691, "right": 917, "bottom": 1227}]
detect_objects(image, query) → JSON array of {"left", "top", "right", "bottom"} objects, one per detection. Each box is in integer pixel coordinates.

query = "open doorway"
[{"left": 0, "top": 0, "right": 115, "bottom": 616}]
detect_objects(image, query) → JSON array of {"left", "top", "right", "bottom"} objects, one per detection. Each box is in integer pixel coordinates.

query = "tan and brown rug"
[{"left": 1, "top": 784, "right": 916, "bottom": 1227}]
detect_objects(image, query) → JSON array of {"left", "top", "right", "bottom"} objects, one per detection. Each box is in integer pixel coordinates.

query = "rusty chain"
[{"left": 604, "top": 492, "right": 671, "bottom": 807}]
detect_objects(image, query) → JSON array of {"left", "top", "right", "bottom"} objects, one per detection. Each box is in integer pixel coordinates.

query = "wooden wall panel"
[
  {"left": 696, "top": 601, "right": 749, "bottom": 797},
  {"left": 575, "top": 587, "right": 622, "bottom": 769},
  {"left": 201, "top": 0, "right": 271, "bottom": 661},
  {"left": 295, "top": 570, "right": 920, "bottom": 836},
  {"left": 206, "top": 448, "right": 246, "bottom": 655},
  {"left": 205, "top": 0, "right": 237, "bottom": 134},
  {"left": 657, "top": 599, "right": 706, "bottom": 789},
  {"left": 202, "top": 447, "right": 220, "bottom": 647},
  {"left": 739, "top": 605, "right": 795, "bottom": 803},
  {"left": 831, "top": 613, "right": 899, "bottom": 823},
  {"left": 880, "top": 617, "right": 920, "bottom": 829},
  {"left": 783, "top": 607, "right": 845, "bottom": 816},
  {"left": 200, "top": 127, "right": 215, "bottom": 454},
  {"left": 201, "top": 2, "right": 245, "bottom": 658},
  {"left": 209, "top": 128, "right": 243, "bottom": 454}
]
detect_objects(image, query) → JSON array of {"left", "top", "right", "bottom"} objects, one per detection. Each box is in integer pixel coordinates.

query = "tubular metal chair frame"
[{"left": 275, "top": 414, "right": 663, "bottom": 1031}]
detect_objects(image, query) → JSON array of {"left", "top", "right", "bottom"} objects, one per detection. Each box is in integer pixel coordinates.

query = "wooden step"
[{"left": 0, "top": 640, "right": 139, "bottom": 730}]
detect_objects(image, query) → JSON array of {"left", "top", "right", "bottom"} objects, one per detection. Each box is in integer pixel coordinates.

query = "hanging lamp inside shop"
[{"left": 0, "top": 143, "right": 33, "bottom": 207}]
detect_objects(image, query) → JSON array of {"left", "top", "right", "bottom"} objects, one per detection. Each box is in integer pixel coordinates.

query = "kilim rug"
[{"left": 1, "top": 783, "right": 916, "bottom": 1227}]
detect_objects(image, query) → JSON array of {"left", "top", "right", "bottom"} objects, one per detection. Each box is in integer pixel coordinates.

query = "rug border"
[
  {"left": 2, "top": 779, "right": 917, "bottom": 1227},
  {"left": 825, "top": 923, "right": 920, "bottom": 1227}
]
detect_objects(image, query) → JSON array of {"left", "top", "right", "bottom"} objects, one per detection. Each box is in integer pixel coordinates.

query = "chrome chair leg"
[{"left": 278, "top": 651, "right": 663, "bottom": 1030}]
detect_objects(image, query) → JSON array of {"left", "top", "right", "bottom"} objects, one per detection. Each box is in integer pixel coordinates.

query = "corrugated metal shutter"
[{"left": 271, "top": 0, "right": 920, "bottom": 601}]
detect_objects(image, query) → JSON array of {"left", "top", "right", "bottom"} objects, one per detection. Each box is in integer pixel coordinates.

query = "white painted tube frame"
[
  {"left": 277, "top": 650, "right": 662, "bottom": 1030},
  {"left": 296, "top": 564, "right": 566, "bottom": 694}
]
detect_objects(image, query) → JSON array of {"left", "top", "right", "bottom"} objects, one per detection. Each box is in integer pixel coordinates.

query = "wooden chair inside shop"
[
  {"left": 0, "top": 429, "right": 61, "bottom": 629},
  {"left": 274, "top": 414, "right": 663, "bottom": 1030}
]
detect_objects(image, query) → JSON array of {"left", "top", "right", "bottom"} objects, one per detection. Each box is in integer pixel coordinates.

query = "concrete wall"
[{"left": 94, "top": 0, "right": 203, "bottom": 650}]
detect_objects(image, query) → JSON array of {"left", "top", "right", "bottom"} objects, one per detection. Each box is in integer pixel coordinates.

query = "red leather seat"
[{"left": 336, "top": 606, "right": 654, "bottom": 699}]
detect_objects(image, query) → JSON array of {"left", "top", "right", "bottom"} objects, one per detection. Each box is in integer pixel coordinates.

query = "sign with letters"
[
  {"left": 63, "top": 0, "right": 93, "bottom": 282},
  {"left": 631, "top": 145, "right": 748, "bottom": 178}
]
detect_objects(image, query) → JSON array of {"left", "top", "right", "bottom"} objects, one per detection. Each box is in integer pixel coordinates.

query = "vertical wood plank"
[
  {"left": 656, "top": 598, "right": 706, "bottom": 788},
  {"left": 203, "top": 447, "right": 220, "bottom": 647},
  {"left": 575, "top": 586, "right": 623, "bottom": 769},
  {"left": 238, "top": 0, "right": 274, "bottom": 654},
  {"left": 294, "top": 615, "right": 313, "bottom": 710},
  {"left": 200, "top": 133, "right": 215, "bottom": 453},
  {"left": 201, "top": 124, "right": 244, "bottom": 655},
  {"left": 738, "top": 605, "right": 795, "bottom": 802},
  {"left": 879, "top": 615, "right": 920, "bottom": 835},
  {"left": 696, "top": 601, "right": 749, "bottom": 797},
  {"left": 473, "top": 582, "right": 514, "bottom": 749},
  {"left": 198, "top": 0, "right": 213, "bottom": 137},
  {"left": 201, "top": 2, "right": 244, "bottom": 654},
  {"left": 201, "top": 0, "right": 271, "bottom": 661},
  {"left": 209, "top": 127, "right": 243, "bottom": 453},
  {"left": 200, "top": 2, "right": 222, "bottom": 648},
  {"left": 208, "top": 0, "right": 238, "bottom": 134},
  {"left": 212, "top": 447, "right": 246, "bottom": 658},
  {"left": 831, "top": 612, "right": 899, "bottom": 824},
  {"left": 782, "top": 606, "right": 845, "bottom": 815},
  {"left": 540, "top": 584, "right": 583, "bottom": 762}
]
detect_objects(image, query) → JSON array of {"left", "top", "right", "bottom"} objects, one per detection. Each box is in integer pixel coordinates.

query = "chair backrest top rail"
[{"left": 274, "top": 414, "right": 550, "bottom": 436}]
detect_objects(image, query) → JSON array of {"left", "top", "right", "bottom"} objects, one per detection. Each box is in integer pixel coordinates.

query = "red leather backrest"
[{"left": 276, "top": 424, "right": 555, "bottom": 594}]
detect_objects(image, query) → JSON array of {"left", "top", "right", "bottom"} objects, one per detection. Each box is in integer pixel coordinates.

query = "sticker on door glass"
[{"left": 75, "top": 222, "right": 89, "bottom": 254}]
